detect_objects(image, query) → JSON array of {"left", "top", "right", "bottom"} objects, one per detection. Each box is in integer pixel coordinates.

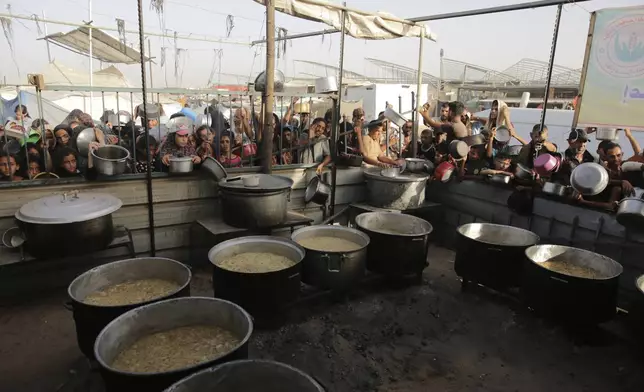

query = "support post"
[
  {"left": 262, "top": 0, "right": 276, "bottom": 174},
  {"left": 412, "top": 28, "right": 425, "bottom": 157},
  {"left": 539, "top": 3, "right": 563, "bottom": 133},
  {"left": 88, "top": 0, "right": 94, "bottom": 116},
  {"left": 42, "top": 10, "right": 52, "bottom": 63},
  {"left": 136, "top": 0, "right": 156, "bottom": 256},
  {"left": 148, "top": 38, "right": 154, "bottom": 101}
]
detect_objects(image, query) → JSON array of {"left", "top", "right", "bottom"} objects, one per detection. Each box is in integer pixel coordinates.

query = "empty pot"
[
  {"left": 92, "top": 145, "right": 131, "bottom": 176},
  {"left": 449, "top": 140, "right": 468, "bottom": 160},
  {"left": 169, "top": 157, "right": 194, "bottom": 174},
  {"left": 534, "top": 153, "right": 561, "bottom": 176},
  {"left": 595, "top": 128, "right": 617, "bottom": 141}
]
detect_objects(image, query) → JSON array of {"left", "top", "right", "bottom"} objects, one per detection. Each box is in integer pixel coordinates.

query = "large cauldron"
[
  {"left": 15, "top": 191, "right": 122, "bottom": 259},
  {"left": 218, "top": 174, "right": 293, "bottom": 228},
  {"left": 94, "top": 297, "right": 253, "bottom": 392},
  {"left": 292, "top": 225, "right": 370, "bottom": 292},
  {"left": 355, "top": 212, "right": 433, "bottom": 277},
  {"left": 67, "top": 257, "right": 191, "bottom": 358},
  {"left": 455, "top": 223, "right": 540, "bottom": 290},
  {"left": 523, "top": 245, "right": 623, "bottom": 324},
  {"left": 163, "top": 360, "right": 325, "bottom": 392},
  {"left": 364, "top": 169, "right": 429, "bottom": 210},
  {"left": 208, "top": 236, "right": 304, "bottom": 324}
]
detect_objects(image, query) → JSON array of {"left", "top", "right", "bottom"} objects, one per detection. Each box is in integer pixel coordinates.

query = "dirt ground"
[{"left": 1, "top": 246, "right": 642, "bottom": 392}]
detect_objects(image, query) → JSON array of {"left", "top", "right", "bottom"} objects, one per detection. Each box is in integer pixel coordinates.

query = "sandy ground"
[{"left": 1, "top": 246, "right": 642, "bottom": 392}]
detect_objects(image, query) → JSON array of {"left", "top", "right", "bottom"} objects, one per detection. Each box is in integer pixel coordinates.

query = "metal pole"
[
  {"left": 437, "top": 48, "right": 443, "bottom": 117},
  {"left": 262, "top": 0, "right": 275, "bottom": 174},
  {"left": 412, "top": 28, "right": 424, "bottom": 158},
  {"left": 136, "top": 0, "right": 156, "bottom": 256},
  {"left": 148, "top": 38, "right": 154, "bottom": 102},
  {"left": 88, "top": 0, "right": 94, "bottom": 117},
  {"left": 539, "top": 3, "right": 563, "bottom": 134},
  {"left": 251, "top": 0, "right": 590, "bottom": 44},
  {"left": 42, "top": 10, "right": 52, "bottom": 63}
]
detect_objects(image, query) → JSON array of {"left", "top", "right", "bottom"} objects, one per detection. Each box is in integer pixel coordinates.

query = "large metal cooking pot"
[
  {"left": 570, "top": 162, "right": 609, "bottom": 196},
  {"left": 208, "top": 236, "right": 304, "bottom": 323},
  {"left": 67, "top": 257, "right": 191, "bottom": 358},
  {"left": 523, "top": 245, "right": 623, "bottom": 324},
  {"left": 169, "top": 156, "right": 194, "bottom": 174},
  {"left": 291, "top": 225, "right": 370, "bottom": 292},
  {"left": 455, "top": 223, "right": 540, "bottom": 290},
  {"left": 355, "top": 212, "right": 433, "bottom": 277},
  {"left": 14, "top": 191, "right": 122, "bottom": 259},
  {"left": 164, "top": 360, "right": 325, "bottom": 392},
  {"left": 94, "top": 297, "right": 253, "bottom": 392},
  {"left": 92, "top": 145, "right": 131, "bottom": 176},
  {"left": 364, "top": 169, "right": 429, "bottom": 210},
  {"left": 315, "top": 76, "right": 338, "bottom": 94},
  {"left": 254, "top": 69, "right": 285, "bottom": 93},
  {"left": 218, "top": 174, "right": 294, "bottom": 228}
]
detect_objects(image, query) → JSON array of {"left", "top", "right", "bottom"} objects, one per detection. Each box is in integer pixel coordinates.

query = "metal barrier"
[{"left": 0, "top": 85, "right": 351, "bottom": 183}]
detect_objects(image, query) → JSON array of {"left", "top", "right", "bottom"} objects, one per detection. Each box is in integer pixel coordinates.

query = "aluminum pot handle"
[
  {"left": 322, "top": 253, "right": 342, "bottom": 273},
  {"left": 412, "top": 237, "right": 425, "bottom": 241},
  {"left": 288, "top": 272, "right": 300, "bottom": 280},
  {"left": 550, "top": 275, "right": 569, "bottom": 284},
  {"left": 63, "top": 301, "right": 74, "bottom": 311},
  {"left": 287, "top": 188, "right": 292, "bottom": 202},
  {"left": 487, "top": 247, "right": 503, "bottom": 252}
]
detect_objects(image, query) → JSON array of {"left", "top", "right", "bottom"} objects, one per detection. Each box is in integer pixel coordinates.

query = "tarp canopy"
[
  {"left": 42, "top": 26, "right": 149, "bottom": 64},
  {"left": 254, "top": 0, "right": 436, "bottom": 41},
  {"left": 42, "top": 61, "right": 132, "bottom": 88}
]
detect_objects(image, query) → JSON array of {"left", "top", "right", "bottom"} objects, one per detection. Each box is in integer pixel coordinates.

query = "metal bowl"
[
  {"left": 570, "top": 162, "right": 609, "bottom": 196},
  {"left": 494, "top": 126, "right": 511, "bottom": 143},
  {"left": 403, "top": 158, "right": 427, "bottom": 173}
]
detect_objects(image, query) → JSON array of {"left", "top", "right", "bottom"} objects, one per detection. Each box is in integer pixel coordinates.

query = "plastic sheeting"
[
  {"left": 42, "top": 27, "right": 149, "bottom": 64},
  {"left": 254, "top": 0, "right": 436, "bottom": 41}
]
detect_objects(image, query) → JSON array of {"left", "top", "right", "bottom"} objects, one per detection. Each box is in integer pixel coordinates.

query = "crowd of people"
[{"left": 1, "top": 96, "right": 641, "bottom": 214}]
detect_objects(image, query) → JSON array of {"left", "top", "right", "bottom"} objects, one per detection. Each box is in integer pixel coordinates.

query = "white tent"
[{"left": 0, "top": 87, "right": 70, "bottom": 126}]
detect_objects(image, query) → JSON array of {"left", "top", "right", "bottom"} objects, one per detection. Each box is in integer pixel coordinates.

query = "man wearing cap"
[
  {"left": 356, "top": 119, "right": 401, "bottom": 168},
  {"left": 565, "top": 129, "right": 595, "bottom": 166},
  {"left": 160, "top": 124, "right": 201, "bottom": 167}
]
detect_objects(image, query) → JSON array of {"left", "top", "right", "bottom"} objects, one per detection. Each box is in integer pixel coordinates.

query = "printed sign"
[{"left": 577, "top": 6, "right": 644, "bottom": 129}]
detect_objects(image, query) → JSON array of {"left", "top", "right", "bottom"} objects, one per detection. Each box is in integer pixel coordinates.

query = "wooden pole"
[{"left": 262, "top": 0, "right": 275, "bottom": 174}]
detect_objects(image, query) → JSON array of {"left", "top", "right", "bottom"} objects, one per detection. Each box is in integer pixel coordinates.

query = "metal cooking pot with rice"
[
  {"left": 291, "top": 225, "right": 370, "bottom": 292},
  {"left": 67, "top": 257, "right": 192, "bottom": 358},
  {"left": 355, "top": 212, "right": 433, "bottom": 278},
  {"left": 364, "top": 169, "right": 429, "bottom": 210},
  {"left": 163, "top": 360, "right": 325, "bottom": 392},
  {"left": 455, "top": 223, "right": 540, "bottom": 290},
  {"left": 208, "top": 236, "right": 304, "bottom": 324},
  {"left": 522, "top": 245, "right": 623, "bottom": 324},
  {"left": 13, "top": 191, "right": 122, "bottom": 259},
  {"left": 94, "top": 297, "right": 253, "bottom": 392}
]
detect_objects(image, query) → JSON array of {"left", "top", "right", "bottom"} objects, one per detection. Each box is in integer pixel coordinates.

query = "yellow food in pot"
[
  {"left": 217, "top": 252, "right": 296, "bottom": 273},
  {"left": 83, "top": 279, "right": 180, "bottom": 306},
  {"left": 111, "top": 325, "right": 240, "bottom": 373},
  {"left": 297, "top": 236, "right": 362, "bottom": 252}
]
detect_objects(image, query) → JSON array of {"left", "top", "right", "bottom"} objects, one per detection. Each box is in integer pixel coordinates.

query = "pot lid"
[
  {"left": 15, "top": 191, "right": 123, "bottom": 224},
  {"left": 218, "top": 174, "right": 294, "bottom": 192}
]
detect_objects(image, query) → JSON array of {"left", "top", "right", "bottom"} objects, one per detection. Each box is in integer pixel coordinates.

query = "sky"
[{"left": 0, "top": 0, "right": 642, "bottom": 88}]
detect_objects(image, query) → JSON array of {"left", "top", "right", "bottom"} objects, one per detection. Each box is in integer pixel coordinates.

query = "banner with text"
[{"left": 577, "top": 6, "right": 644, "bottom": 130}]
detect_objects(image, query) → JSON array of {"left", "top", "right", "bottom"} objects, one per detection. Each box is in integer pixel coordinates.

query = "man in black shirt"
[{"left": 564, "top": 129, "right": 595, "bottom": 166}]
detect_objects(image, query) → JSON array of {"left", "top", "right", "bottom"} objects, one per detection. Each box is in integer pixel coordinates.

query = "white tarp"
[
  {"left": 254, "top": 0, "right": 436, "bottom": 41},
  {"left": 43, "top": 27, "right": 148, "bottom": 64}
]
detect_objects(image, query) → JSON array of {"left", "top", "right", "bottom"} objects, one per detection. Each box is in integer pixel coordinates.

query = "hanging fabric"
[
  {"left": 225, "top": 15, "right": 235, "bottom": 38},
  {"left": 116, "top": 18, "right": 126, "bottom": 52},
  {"left": 32, "top": 14, "right": 43, "bottom": 36},
  {"left": 160, "top": 46, "right": 166, "bottom": 67}
]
